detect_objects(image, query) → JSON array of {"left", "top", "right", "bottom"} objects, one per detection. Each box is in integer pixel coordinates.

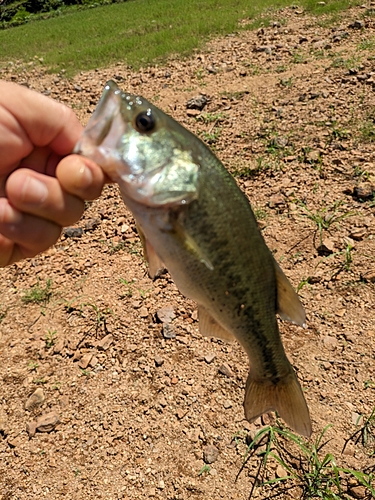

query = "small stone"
[
  {"left": 349, "top": 20, "right": 364, "bottom": 29},
  {"left": 352, "top": 412, "right": 364, "bottom": 426},
  {"left": 353, "top": 183, "right": 374, "bottom": 200},
  {"left": 269, "top": 193, "right": 285, "bottom": 208},
  {"left": 7, "top": 436, "right": 21, "bottom": 448},
  {"left": 139, "top": 306, "right": 149, "bottom": 318},
  {"left": 323, "top": 335, "right": 338, "bottom": 350},
  {"left": 25, "top": 388, "right": 45, "bottom": 411},
  {"left": 154, "top": 356, "right": 164, "bottom": 367},
  {"left": 89, "top": 356, "right": 99, "bottom": 368},
  {"left": 349, "top": 486, "right": 367, "bottom": 499},
  {"left": 218, "top": 363, "right": 234, "bottom": 377},
  {"left": 203, "top": 444, "right": 219, "bottom": 464},
  {"left": 53, "top": 338, "right": 65, "bottom": 354},
  {"left": 162, "top": 323, "right": 176, "bottom": 339},
  {"left": 191, "top": 310, "right": 198, "bottom": 321},
  {"left": 186, "top": 109, "right": 201, "bottom": 118},
  {"left": 158, "top": 480, "right": 165, "bottom": 490},
  {"left": 317, "top": 238, "right": 336, "bottom": 255},
  {"left": 204, "top": 353, "right": 216, "bottom": 364},
  {"left": 276, "top": 465, "right": 287, "bottom": 478},
  {"left": 156, "top": 306, "right": 175, "bottom": 324},
  {"left": 361, "top": 269, "right": 375, "bottom": 283},
  {"left": 97, "top": 334, "right": 114, "bottom": 351},
  {"left": 78, "top": 353, "right": 93, "bottom": 370},
  {"left": 26, "top": 420, "right": 37, "bottom": 437},
  {"left": 349, "top": 228, "right": 367, "bottom": 241},
  {"left": 186, "top": 95, "right": 208, "bottom": 111},
  {"left": 223, "top": 400, "right": 232, "bottom": 409},
  {"left": 84, "top": 218, "right": 100, "bottom": 231},
  {"left": 62, "top": 227, "right": 83, "bottom": 238},
  {"left": 35, "top": 412, "right": 60, "bottom": 433}
]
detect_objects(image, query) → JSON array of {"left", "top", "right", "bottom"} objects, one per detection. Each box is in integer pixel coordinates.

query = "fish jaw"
[{"left": 75, "top": 80, "right": 200, "bottom": 209}]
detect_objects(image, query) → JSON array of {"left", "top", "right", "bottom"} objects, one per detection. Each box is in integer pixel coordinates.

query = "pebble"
[
  {"left": 323, "top": 335, "right": 338, "bottom": 350},
  {"left": 35, "top": 412, "right": 60, "bottom": 433},
  {"left": 62, "top": 227, "right": 83, "bottom": 238},
  {"left": 97, "top": 334, "right": 114, "bottom": 350},
  {"left": 25, "top": 388, "right": 45, "bottom": 411},
  {"left": 186, "top": 95, "right": 207, "bottom": 111},
  {"left": 361, "top": 269, "right": 375, "bottom": 283},
  {"left": 154, "top": 356, "right": 164, "bottom": 367},
  {"left": 156, "top": 306, "right": 176, "bottom": 324},
  {"left": 353, "top": 183, "right": 374, "bottom": 200},
  {"left": 139, "top": 306, "right": 149, "bottom": 318},
  {"left": 317, "top": 238, "right": 336, "bottom": 255},
  {"left": 204, "top": 353, "right": 216, "bottom": 364},
  {"left": 162, "top": 323, "right": 176, "bottom": 339},
  {"left": 78, "top": 353, "right": 93, "bottom": 369},
  {"left": 223, "top": 400, "right": 233, "bottom": 409},
  {"left": 203, "top": 444, "right": 219, "bottom": 464},
  {"left": 218, "top": 363, "right": 234, "bottom": 377},
  {"left": 348, "top": 486, "right": 367, "bottom": 499}
]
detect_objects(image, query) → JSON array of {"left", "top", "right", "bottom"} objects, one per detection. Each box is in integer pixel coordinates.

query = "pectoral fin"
[
  {"left": 274, "top": 261, "right": 306, "bottom": 327},
  {"left": 136, "top": 223, "right": 165, "bottom": 278},
  {"left": 198, "top": 306, "right": 235, "bottom": 342}
]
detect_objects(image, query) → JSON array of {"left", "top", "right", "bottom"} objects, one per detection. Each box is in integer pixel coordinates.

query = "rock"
[
  {"left": 7, "top": 436, "right": 21, "bottom": 448},
  {"left": 139, "top": 306, "right": 149, "bottom": 318},
  {"left": 317, "top": 238, "right": 336, "bottom": 255},
  {"left": 349, "top": 227, "right": 367, "bottom": 241},
  {"left": 349, "top": 20, "right": 364, "bottom": 29},
  {"left": 352, "top": 412, "right": 364, "bottom": 426},
  {"left": 223, "top": 400, "right": 232, "bottom": 409},
  {"left": 186, "top": 95, "right": 207, "bottom": 111},
  {"left": 162, "top": 323, "right": 176, "bottom": 339},
  {"left": 62, "top": 227, "right": 83, "bottom": 238},
  {"left": 204, "top": 353, "right": 216, "bottom": 364},
  {"left": 186, "top": 109, "right": 201, "bottom": 118},
  {"left": 353, "top": 183, "right": 374, "bottom": 200},
  {"left": 218, "top": 363, "right": 234, "bottom": 377},
  {"left": 84, "top": 218, "right": 100, "bottom": 231},
  {"left": 35, "top": 412, "right": 60, "bottom": 433},
  {"left": 348, "top": 486, "right": 367, "bottom": 499},
  {"left": 97, "top": 334, "right": 114, "bottom": 351},
  {"left": 26, "top": 420, "right": 37, "bottom": 438},
  {"left": 53, "top": 338, "right": 65, "bottom": 354},
  {"left": 154, "top": 356, "right": 164, "bottom": 367},
  {"left": 78, "top": 353, "right": 93, "bottom": 369},
  {"left": 361, "top": 269, "right": 375, "bottom": 283},
  {"left": 25, "top": 388, "right": 45, "bottom": 411},
  {"left": 323, "top": 335, "right": 338, "bottom": 350},
  {"left": 269, "top": 193, "right": 285, "bottom": 208},
  {"left": 156, "top": 306, "right": 176, "bottom": 324},
  {"left": 203, "top": 444, "right": 219, "bottom": 464}
]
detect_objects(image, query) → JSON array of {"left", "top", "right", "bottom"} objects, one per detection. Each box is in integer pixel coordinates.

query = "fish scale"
[{"left": 75, "top": 80, "right": 312, "bottom": 437}]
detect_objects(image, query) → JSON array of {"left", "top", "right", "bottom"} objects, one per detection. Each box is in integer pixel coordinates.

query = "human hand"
[{"left": 0, "top": 80, "right": 107, "bottom": 267}]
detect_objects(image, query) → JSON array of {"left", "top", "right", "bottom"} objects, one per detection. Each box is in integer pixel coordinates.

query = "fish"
[{"left": 75, "top": 80, "right": 312, "bottom": 437}]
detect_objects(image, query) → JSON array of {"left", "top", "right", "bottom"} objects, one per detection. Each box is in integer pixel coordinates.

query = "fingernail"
[
  {"left": 23, "top": 177, "right": 48, "bottom": 205},
  {"left": 78, "top": 163, "right": 93, "bottom": 189}
]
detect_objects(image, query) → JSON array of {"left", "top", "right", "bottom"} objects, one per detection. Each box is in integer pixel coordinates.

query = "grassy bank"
[{"left": 0, "top": 0, "right": 363, "bottom": 76}]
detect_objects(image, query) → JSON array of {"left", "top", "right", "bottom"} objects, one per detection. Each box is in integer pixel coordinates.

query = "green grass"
[
  {"left": 0, "top": 0, "right": 364, "bottom": 76},
  {"left": 237, "top": 422, "right": 375, "bottom": 499},
  {"left": 21, "top": 278, "right": 53, "bottom": 305}
]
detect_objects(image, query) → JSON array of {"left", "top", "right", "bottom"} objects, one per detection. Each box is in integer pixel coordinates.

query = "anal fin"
[{"left": 198, "top": 306, "right": 235, "bottom": 342}]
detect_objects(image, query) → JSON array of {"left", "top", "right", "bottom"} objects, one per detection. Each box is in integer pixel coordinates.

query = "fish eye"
[{"left": 134, "top": 110, "right": 155, "bottom": 133}]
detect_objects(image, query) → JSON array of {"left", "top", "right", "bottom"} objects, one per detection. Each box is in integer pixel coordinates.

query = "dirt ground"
[{"left": 1, "top": 4, "right": 375, "bottom": 499}]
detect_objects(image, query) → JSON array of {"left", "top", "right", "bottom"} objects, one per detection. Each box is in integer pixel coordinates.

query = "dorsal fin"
[
  {"left": 274, "top": 261, "right": 306, "bottom": 327},
  {"left": 198, "top": 306, "right": 235, "bottom": 342}
]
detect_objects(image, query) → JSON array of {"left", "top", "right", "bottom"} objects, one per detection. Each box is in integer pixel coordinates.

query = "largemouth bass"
[{"left": 75, "top": 81, "right": 312, "bottom": 437}]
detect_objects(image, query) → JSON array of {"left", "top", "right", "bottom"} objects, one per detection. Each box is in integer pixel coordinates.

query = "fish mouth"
[{"left": 74, "top": 81, "right": 128, "bottom": 177}]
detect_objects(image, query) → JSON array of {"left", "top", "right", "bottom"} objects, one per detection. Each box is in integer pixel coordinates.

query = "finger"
[
  {"left": 56, "top": 155, "right": 107, "bottom": 200},
  {"left": 6, "top": 169, "right": 84, "bottom": 227},
  {"left": 0, "top": 198, "right": 61, "bottom": 267},
  {"left": 0, "top": 81, "right": 82, "bottom": 166}
]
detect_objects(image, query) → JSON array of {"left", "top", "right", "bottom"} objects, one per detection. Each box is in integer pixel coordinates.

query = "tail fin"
[{"left": 244, "top": 368, "right": 312, "bottom": 437}]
